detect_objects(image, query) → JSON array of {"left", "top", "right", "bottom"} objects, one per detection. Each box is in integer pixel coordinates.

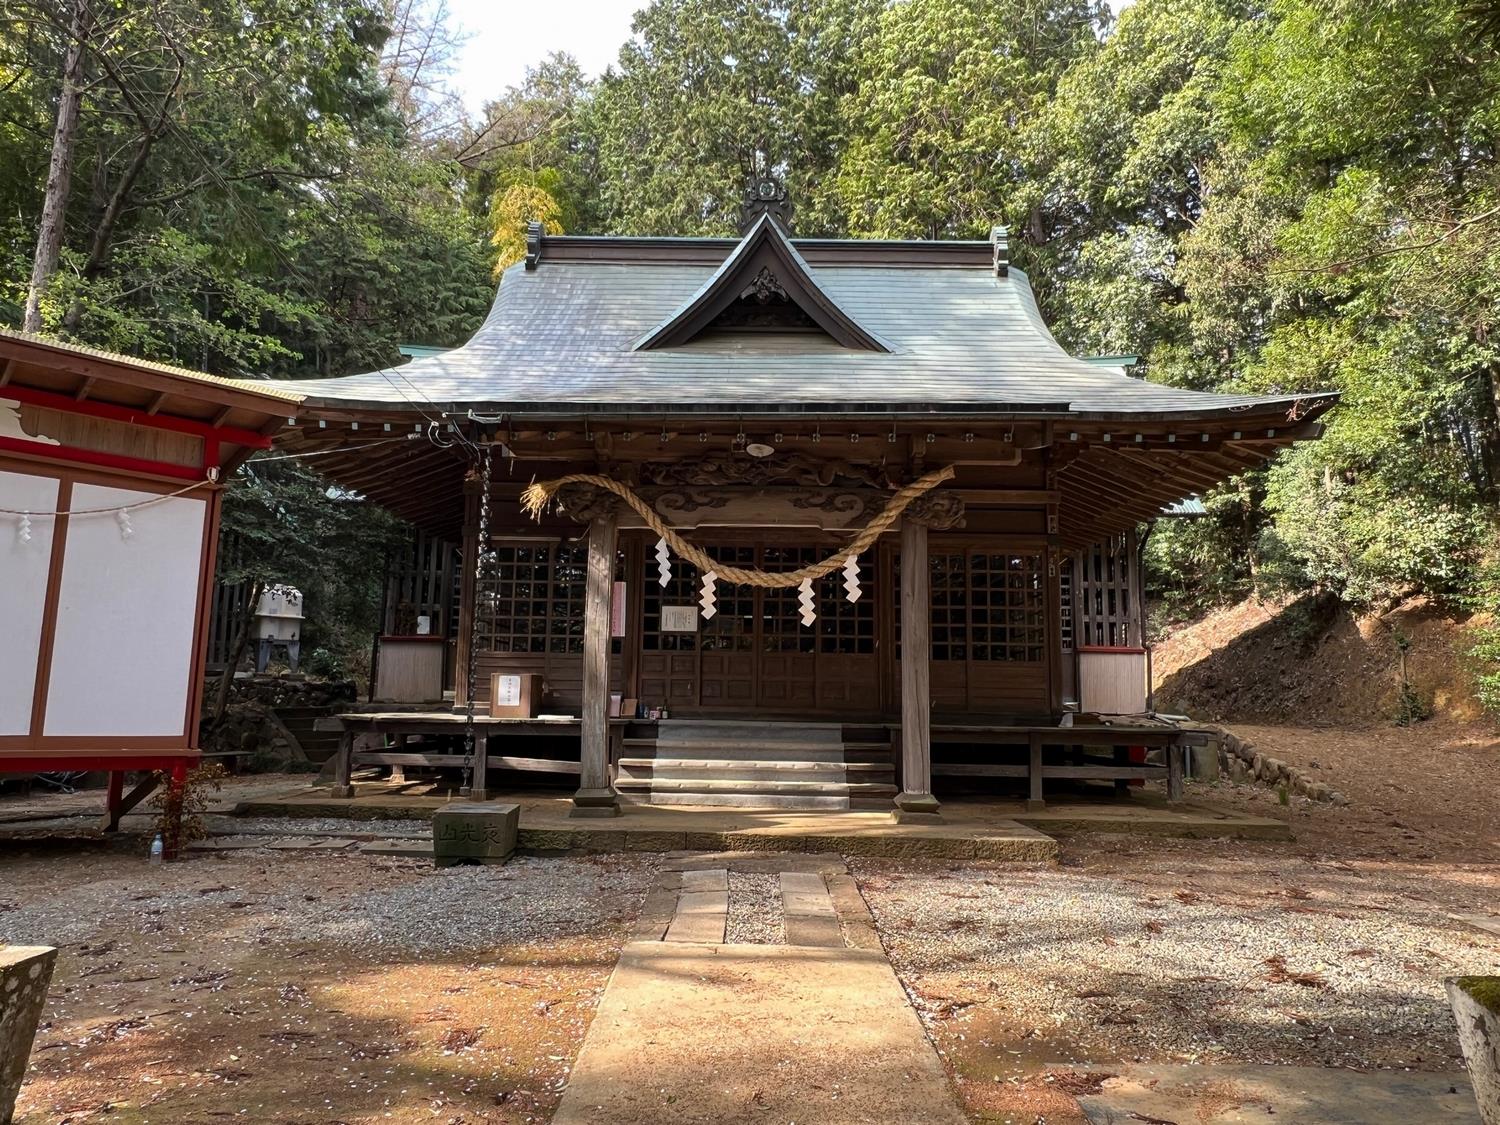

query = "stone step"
[
  {"left": 618, "top": 757, "right": 894, "bottom": 773},
  {"left": 621, "top": 738, "right": 865, "bottom": 761},
  {"left": 618, "top": 762, "right": 894, "bottom": 785},
  {"left": 614, "top": 776, "right": 898, "bottom": 797},
  {"left": 655, "top": 721, "right": 844, "bottom": 746},
  {"left": 618, "top": 790, "right": 865, "bottom": 810}
]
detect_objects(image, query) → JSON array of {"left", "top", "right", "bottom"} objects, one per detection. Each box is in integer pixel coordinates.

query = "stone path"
[
  {"left": 1078, "top": 1063, "right": 1481, "bottom": 1124},
  {"left": 552, "top": 851, "right": 966, "bottom": 1124}
]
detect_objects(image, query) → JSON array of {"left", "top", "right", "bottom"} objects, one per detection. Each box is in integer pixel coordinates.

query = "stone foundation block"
[
  {"left": 433, "top": 803, "right": 519, "bottom": 867},
  {"left": 2, "top": 945, "right": 57, "bottom": 1125},
  {"left": 1447, "top": 977, "right": 1500, "bottom": 1124}
]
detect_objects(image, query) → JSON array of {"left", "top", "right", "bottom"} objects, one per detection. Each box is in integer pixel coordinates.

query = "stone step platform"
[
  {"left": 620, "top": 719, "right": 897, "bottom": 810},
  {"left": 618, "top": 757, "right": 894, "bottom": 783}
]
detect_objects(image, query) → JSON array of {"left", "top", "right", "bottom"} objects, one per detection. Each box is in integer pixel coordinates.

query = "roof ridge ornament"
[
  {"left": 741, "top": 169, "right": 792, "bottom": 235},
  {"left": 991, "top": 225, "right": 1009, "bottom": 277},
  {"left": 525, "top": 220, "right": 543, "bottom": 271}
]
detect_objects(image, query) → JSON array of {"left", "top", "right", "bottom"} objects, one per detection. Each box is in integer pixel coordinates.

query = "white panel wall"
[
  {"left": 0, "top": 470, "right": 60, "bottom": 735},
  {"left": 44, "top": 483, "right": 207, "bottom": 737}
]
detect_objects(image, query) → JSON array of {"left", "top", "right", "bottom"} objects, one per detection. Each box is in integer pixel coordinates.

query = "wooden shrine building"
[{"left": 271, "top": 181, "right": 1336, "bottom": 818}]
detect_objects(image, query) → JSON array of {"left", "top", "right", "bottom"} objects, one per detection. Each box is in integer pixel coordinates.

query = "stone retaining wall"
[{"left": 1207, "top": 726, "right": 1350, "bottom": 806}]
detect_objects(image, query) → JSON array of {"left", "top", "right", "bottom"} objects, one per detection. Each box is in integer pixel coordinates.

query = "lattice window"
[
  {"left": 970, "top": 553, "right": 1045, "bottom": 662},
  {"left": 929, "top": 553, "right": 969, "bottom": 661},
  {"left": 643, "top": 549, "right": 700, "bottom": 652},
  {"left": 1059, "top": 556, "right": 1074, "bottom": 654},
  {"left": 701, "top": 544, "right": 755, "bottom": 651},
  {"left": 896, "top": 548, "right": 1045, "bottom": 663},
  {"left": 474, "top": 541, "right": 619, "bottom": 655},
  {"left": 761, "top": 545, "right": 817, "bottom": 654},
  {"left": 817, "top": 554, "right": 875, "bottom": 655}
]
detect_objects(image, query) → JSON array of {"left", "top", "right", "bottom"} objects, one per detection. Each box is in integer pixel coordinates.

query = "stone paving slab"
[
  {"left": 662, "top": 850, "right": 849, "bottom": 874},
  {"left": 1078, "top": 1063, "right": 1481, "bottom": 1124},
  {"left": 262, "top": 837, "right": 357, "bottom": 851},
  {"left": 784, "top": 913, "right": 845, "bottom": 948},
  {"left": 780, "top": 870, "right": 836, "bottom": 918},
  {"left": 679, "top": 868, "right": 728, "bottom": 892},
  {"left": 552, "top": 942, "right": 967, "bottom": 1125},
  {"left": 664, "top": 888, "right": 728, "bottom": 944},
  {"left": 1452, "top": 912, "right": 1500, "bottom": 938},
  {"left": 663, "top": 910, "right": 726, "bottom": 945}
]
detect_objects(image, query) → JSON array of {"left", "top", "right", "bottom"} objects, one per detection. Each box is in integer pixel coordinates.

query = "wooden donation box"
[{"left": 490, "top": 672, "right": 544, "bottom": 718}]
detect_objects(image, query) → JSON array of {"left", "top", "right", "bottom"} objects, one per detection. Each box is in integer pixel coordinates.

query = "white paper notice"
[{"left": 494, "top": 675, "right": 522, "bottom": 707}]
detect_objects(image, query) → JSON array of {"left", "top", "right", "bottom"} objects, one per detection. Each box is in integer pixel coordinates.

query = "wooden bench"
[
  {"left": 327, "top": 713, "right": 631, "bottom": 800},
  {"left": 928, "top": 722, "right": 1207, "bottom": 808}
]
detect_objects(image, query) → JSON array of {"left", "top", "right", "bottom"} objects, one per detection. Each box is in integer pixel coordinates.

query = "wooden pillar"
[
  {"left": 332, "top": 727, "right": 354, "bottom": 798},
  {"left": 102, "top": 771, "right": 124, "bottom": 832},
  {"left": 894, "top": 517, "right": 941, "bottom": 821},
  {"left": 1027, "top": 734, "right": 1045, "bottom": 811},
  {"left": 572, "top": 510, "right": 620, "bottom": 817},
  {"left": 463, "top": 729, "right": 490, "bottom": 801}
]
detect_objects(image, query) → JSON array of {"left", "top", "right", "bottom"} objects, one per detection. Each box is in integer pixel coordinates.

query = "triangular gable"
[{"left": 634, "top": 213, "right": 891, "bottom": 352}]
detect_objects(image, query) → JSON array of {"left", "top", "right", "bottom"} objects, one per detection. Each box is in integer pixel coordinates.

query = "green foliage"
[
  {"left": 829, "top": 0, "right": 1107, "bottom": 239},
  {"left": 1467, "top": 563, "right": 1500, "bottom": 722},
  {"left": 219, "top": 460, "right": 405, "bottom": 665}
]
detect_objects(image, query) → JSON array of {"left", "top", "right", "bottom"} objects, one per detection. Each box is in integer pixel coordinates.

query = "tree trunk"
[
  {"left": 211, "top": 578, "right": 264, "bottom": 726},
  {"left": 23, "top": 0, "right": 92, "bottom": 334},
  {"left": 61, "top": 130, "right": 160, "bottom": 332}
]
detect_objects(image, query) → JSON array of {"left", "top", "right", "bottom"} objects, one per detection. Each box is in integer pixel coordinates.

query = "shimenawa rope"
[{"left": 520, "top": 465, "right": 956, "bottom": 588}]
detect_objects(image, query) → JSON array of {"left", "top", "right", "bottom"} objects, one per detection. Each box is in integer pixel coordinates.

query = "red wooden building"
[{"left": 0, "top": 331, "right": 299, "bottom": 834}]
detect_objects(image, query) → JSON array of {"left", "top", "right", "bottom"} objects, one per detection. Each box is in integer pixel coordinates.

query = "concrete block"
[
  {"left": 1190, "top": 744, "right": 1220, "bottom": 782},
  {"left": 432, "top": 803, "right": 519, "bottom": 867},
  {"left": 2, "top": 945, "right": 57, "bottom": 1125}
]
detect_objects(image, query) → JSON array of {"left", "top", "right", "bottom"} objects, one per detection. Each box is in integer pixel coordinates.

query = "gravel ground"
[
  {"left": 725, "top": 871, "right": 785, "bottom": 945},
  {"left": 4, "top": 846, "right": 654, "bottom": 1124},
  {"left": 854, "top": 855, "right": 1500, "bottom": 1072},
  {"left": 203, "top": 814, "right": 432, "bottom": 837},
  {"left": 2, "top": 849, "right": 658, "bottom": 954}
]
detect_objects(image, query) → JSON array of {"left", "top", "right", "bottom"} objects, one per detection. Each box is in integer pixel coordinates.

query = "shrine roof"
[{"left": 265, "top": 226, "right": 1334, "bottom": 424}]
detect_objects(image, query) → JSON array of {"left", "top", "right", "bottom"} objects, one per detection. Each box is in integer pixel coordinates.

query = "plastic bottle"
[{"left": 149, "top": 834, "right": 164, "bottom": 864}]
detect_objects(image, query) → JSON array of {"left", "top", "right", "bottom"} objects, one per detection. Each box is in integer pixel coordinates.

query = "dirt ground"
[
  {"left": 857, "top": 718, "right": 1500, "bottom": 1124},
  {"left": 2, "top": 845, "right": 657, "bottom": 1125},
  {"left": 1152, "top": 593, "right": 1487, "bottom": 725}
]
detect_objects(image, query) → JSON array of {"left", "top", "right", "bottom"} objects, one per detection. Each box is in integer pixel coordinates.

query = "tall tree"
[
  {"left": 829, "top": 0, "right": 1108, "bottom": 239},
  {"left": 584, "top": 0, "right": 875, "bottom": 236}
]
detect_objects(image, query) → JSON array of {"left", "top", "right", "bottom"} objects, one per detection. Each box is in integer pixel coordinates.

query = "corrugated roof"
[
  {"left": 265, "top": 239, "right": 1332, "bottom": 421},
  {"left": 0, "top": 328, "right": 305, "bottom": 404}
]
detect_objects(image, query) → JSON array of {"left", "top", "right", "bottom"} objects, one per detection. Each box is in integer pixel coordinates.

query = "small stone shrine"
[{"left": 433, "top": 803, "right": 519, "bottom": 867}]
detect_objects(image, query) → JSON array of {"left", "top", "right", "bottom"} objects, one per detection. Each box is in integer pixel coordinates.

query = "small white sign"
[
  {"left": 661, "top": 605, "right": 699, "bottom": 633},
  {"left": 494, "top": 674, "right": 522, "bottom": 707}
]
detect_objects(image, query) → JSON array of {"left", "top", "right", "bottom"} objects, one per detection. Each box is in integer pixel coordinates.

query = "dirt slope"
[{"left": 1152, "top": 594, "right": 1485, "bottom": 725}]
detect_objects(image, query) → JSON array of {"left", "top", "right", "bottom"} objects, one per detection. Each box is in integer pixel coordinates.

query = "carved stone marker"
[
  {"left": 433, "top": 803, "right": 519, "bottom": 868},
  {"left": 2, "top": 944, "right": 57, "bottom": 1125}
]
